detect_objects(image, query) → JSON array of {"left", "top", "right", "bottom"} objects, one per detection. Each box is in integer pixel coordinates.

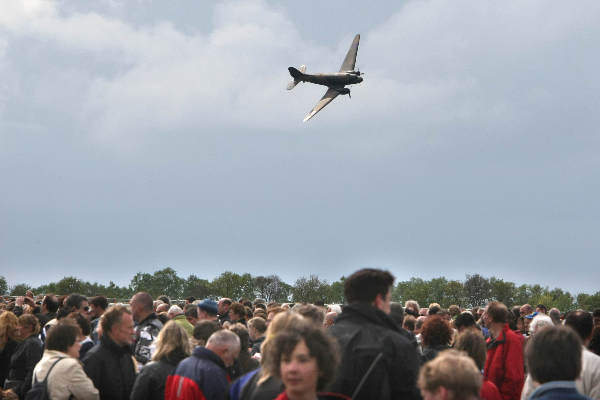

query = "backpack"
[{"left": 25, "top": 357, "right": 65, "bottom": 400}]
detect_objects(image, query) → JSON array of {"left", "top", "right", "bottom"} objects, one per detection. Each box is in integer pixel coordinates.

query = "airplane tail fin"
[{"left": 287, "top": 65, "right": 306, "bottom": 90}]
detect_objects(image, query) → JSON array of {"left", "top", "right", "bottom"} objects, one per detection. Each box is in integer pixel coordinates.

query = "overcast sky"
[{"left": 1, "top": 0, "right": 599, "bottom": 295}]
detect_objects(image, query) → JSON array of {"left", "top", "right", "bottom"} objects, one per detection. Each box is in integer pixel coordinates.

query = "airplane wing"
[
  {"left": 303, "top": 87, "right": 340, "bottom": 122},
  {"left": 339, "top": 34, "right": 360, "bottom": 72}
]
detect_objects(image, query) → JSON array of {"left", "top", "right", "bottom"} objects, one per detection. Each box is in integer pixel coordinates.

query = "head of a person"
[
  {"left": 428, "top": 303, "right": 441, "bottom": 316},
  {"left": 45, "top": 319, "right": 83, "bottom": 359},
  {"left": 17, "top": 314, "right": 40, "bottom": 338},
  {"left": 454, "top": 330, "right": 487, "bottom": 371},
  {"left": 205, "top": 329, "right": 241, "bottom": 367},
  {"left": 42, "top": 294, "right": 59, "bottom": 315},
  {"left": 193, "top": 320, "right": 221, "bottom": 346},
  {"left": 421, "top": 315, "right": 453, "bottom": 348},
  {"left": 184, "top": 304, "right": 199, "bottom": 325},
  {"left": 564, "top": 311, "right": 593, "bottom": 343},
  {"left": 525, "top": 326, "right": 582, "bottom": 384},
  {"left": 536, "top": 304, "right": 547, "bottom": 314},
  {"left": 267, "top": 325, "right": 339, "bottom": 397},
  {"left": 248, "top": 317, "right": 267, "bottom": 341},
  {"left": 228, "top": 323, "right": 251, "bottom": 354},
  {"left": 67, "top": 311, "right": 91, "bottom": 337},
  {"left": 418, "top": 350, "right": 482, "bottom": 400},
  {"left": 520, "top": 303, "right": 533, "bottom": 317},
  {"left": 130, "top": 292, "right": 154, "bottom": 323},
  {"left": 293, "top": 304, "right": 325, "bottom": 327},
  {"left": 101, "top": 305, "right": 135, "bottom": 346},
  {"left": 454, "top": 312, "right": 477, "bottom": 333},
  {"left": 389, "top": 302, "right": 404, "bottom": 328},
  {"left": 185, "top": 296, "right": 196, "bottom": 304},
  {"left": 89, "top": 296, "right": 108, "bottom": 319},
  {"left": 344, "top": 268, "right": 394, "bottom": 314},
  {"left": 58, "top": 294, "right": 88, "bottom": 319},
  {"left": 156, "top": 303, "right": 170, "bottom": 314},
  {"left": 153, "top": 320, "right": 192, "bottom": 362},
  {"left": 157, "top": 295, "right": 171, "bottom": 306},
  {"left": 529, "top": 314, "right": 554, "bottom": 336},
  {"left": 167, "top": 305, "right": 184, "bottom": 319},
  {"left": 404, "top": 300, "right": 420, "bottom": 317},
  {"left": 485, "top": 301, "right": 508, "bottom": 325},
  {"left": 448, "top": 305, "right": 460, "bottom": 318},
  {"left": 267, "top": 307, "right": 285, "bottom": 326},
  {"left": 403, "top": 315, "right": 417, "bottom": 332},
  {"left": 593, "top": 309, "right": 600, "bottom": 327},
  {"left": 0, "top": 311, "right": 19, "bottom": 343},
  {"left": 415, "top": 316, "right": 427, "bottom": 333},
  {"left": 548, "top": 308, "right": 561, "bottom": 325},
  {"left": 198, "top": 299, "right": 218, "bottom": 320},
  {"left": 217, "top": 298, "right": 232, "bottom": 315},
  {"left": 229, "top": 303, "right": 246, "bottom": 322}
]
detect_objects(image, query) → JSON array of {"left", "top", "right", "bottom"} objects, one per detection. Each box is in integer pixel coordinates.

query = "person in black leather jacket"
[
  {"left": 6, "top": 314, "right": 43, "bottom": 400},
  {"left": 328, "top": 269, "right": 421, "bottom": 400},
  {"left": 130, "top": 320, "right": 190, "bottom": 400}
]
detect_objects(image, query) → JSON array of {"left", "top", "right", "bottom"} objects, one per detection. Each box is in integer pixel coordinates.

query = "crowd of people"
[{"left": 0, "top": 268, "right": 599, "bottom": 400}]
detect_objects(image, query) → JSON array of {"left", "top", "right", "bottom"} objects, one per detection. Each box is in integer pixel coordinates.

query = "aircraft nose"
[{"left": 358, "top": 76, "right": 363, "bottom": 83}]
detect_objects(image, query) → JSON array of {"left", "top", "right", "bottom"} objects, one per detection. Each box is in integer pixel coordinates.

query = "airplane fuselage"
[{"left": 298, "top": 72, "right": 363, "bottom": 87}]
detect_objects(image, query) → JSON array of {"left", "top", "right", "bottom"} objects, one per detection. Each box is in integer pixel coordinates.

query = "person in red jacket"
[{"left": 483, "top": 301, "right": 524, "bottom": 400}]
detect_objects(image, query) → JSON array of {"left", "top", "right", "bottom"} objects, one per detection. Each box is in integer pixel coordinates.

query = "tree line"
[{"left": 1, "top": 269, "right": 599, "bottom": 310}]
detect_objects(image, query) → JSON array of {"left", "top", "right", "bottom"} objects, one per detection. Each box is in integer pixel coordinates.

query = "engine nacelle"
[{"left": 337, "top": 88, "right": 351, "bottom": 96}]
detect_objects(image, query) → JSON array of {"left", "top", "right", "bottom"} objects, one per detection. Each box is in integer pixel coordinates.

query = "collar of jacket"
[
  {"left": 529, "top": 381, "right": 578, "bottom": 399},
  {"left": 192, "top": 346, "right": 226, "bottom": 370},
  {"left": 486, "top": 323, "right": 509, "bottom": 349},
  {"left": 138, "top": 312, "right": 160, "bottom": 326},
  {"left": 338, "top": 302, "right": 400, "bottom": 332},
  {"left": 101, "top": 333, "right": 133, "bottom": 355}
]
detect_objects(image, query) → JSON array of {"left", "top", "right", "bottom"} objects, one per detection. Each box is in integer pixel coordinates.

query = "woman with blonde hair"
[
  {"left": 5, "top": 314, "right": 43, "bottom": 399},
  {"left": 0, "top": 312, "right": 20, "bottom": 391},
  {"left": 130, "top": 320, "right": 192, "bottom": 400}
]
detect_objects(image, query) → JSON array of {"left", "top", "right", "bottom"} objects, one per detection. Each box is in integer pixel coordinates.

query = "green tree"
[
  {"left": 10, "top": 283, "right": 32, "bottom": 296},
  {"left": 427, "top": 277, "right": 449, "bottom": 306},
  {"left": 444, "top": 280, "right": 466, "bottom": 308},
  {"left": 514, "top": 284, "right": 532, "bottom": 306},
  {"left": 463, "top": 274, "right": 491, "bottom": 308},
  {"left": 130, "top": 267, "right": 184, "bottom": 298},
  {"left": 0, "top": 276, "right": 8, "bottom": 295},
  {"left": 327, "top": 278, "right": 345, "bottom": 304},
  {"left": 489, "top": 277, "right": 516, "bottom": 307},
  {"left": 211, "top": 272, "right": 247, "bottom": 300},
  {"left": 576, "top": 292, "right": 600, "bottom": 311},
  {"left": 393, "top": 278, "right": 430, "bottom": 306},
  {"left": 253, "top": 275, "right": 291, "bottom": 302},
  {"left": 55, "top": 276, "right": 85, "bottom": 295},
  {"left": 291, "top": 275, "right": 330, "bottom": 303},
  {"left": 183, "top": 275, "right": 213, "bottom": 299}
]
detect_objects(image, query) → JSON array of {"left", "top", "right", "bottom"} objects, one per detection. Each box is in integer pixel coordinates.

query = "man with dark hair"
[
  {"left": 198, "top": 299, "right": 219, "bottom": 322},
  {"left": 247, "top": 317, "right": 267, "bottom": 355},
  {"left": 525, "top": 326, "right": 589, "bottom": 400},
  {"left": 83, "top": 305, "right": 136, "bottom": 400},
  {"left": 522, "top": 311, "right": 600, "bottom": 399},
  {"left": 185, "top": 303, "right": 199, "bottom": 326},
  {"left": 130, "top": 292, "right": 163, "bottom": 367},
  {"left": 35, "top": 294, "right": 59, "bottom": 328},
  {"left": 218, "top": 298, "right": 232, "bottom": 325},
  {"left": 483, "top": 301, "right": 524, "bottom": 400},
  {"left": 89, "top": 295, "right": 108, "bottom": 344},
  {"left": 329, "top": 268, "right": 421, "bottom": 400},
  {"left": 454, "top": 311, "right": 478, "bottom": 333},
  {"left": 192, "top": 321, "right": 221, "bottom": 347}
]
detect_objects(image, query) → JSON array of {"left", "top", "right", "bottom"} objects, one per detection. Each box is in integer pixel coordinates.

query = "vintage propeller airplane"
[{"left": 287, "top": 34, "right": 363, "bottom": 122}]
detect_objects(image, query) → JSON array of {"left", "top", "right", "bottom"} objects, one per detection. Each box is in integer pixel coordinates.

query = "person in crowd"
[
  {"left": 329, "top": 268, "right": 421, "bottom": 400},
  {"left": 389, "top": 303, "right": 405, "bottom": 331},
  {"left": 32, "top": 319, "right": 99, "bottom": 400},
  {"left": 590, "top": 326, "right": 600, "bottom": 356},
  {"left": 520, "top": 304, "right": 533, "bottom": 318},
  {"left": 535, "top": 304, "right": 547, "bottom": 315},
  {"left": 548, "top": 308, "right": 561, "bottom": 325},
  {"left": 529, "top": 314, "right": 554, "bottom": 336},
  {"left": 156, "top": 303, "right": 170, "bottom": 314},
  {"left": 265, "top": 325, "right": 344, "bottom": 400},
  {"left": 248, "top": 317, "right": 267, "bottom": 356},
  {"left": 483, "top": 301, "right": 524, "bottom": 400},
  {"left": 525, "top": 326, "right": 590, "bottom": 400},
  {"left": 34, "top": 294, "right": 59, "bottom": 331},
  {"left": 45, "top": 294, "right": 88, "bottom": 338},
  {"left": 166, "top": 329, "right": 240, "bottom": 400},
  {"left": 323, "top": 312, "right": 337, "bottom": 329},
  {"left": 521, "top": 310, "right": 600, "bottom": 400},
  {"left": 67, "top": 312, "right": 94, "bottom": 359},
  {"left": 168, "top": 305, "right": 194, "bottom": 337},
  {"left": 510, "top": 307, "right": 522, "bottom": 331},
  {"left": 292, "top": 305, "right": 324, "bottom": 327},
  {"left": 0, "top": 312, "right": 19, "bottom": 392},
  {"left": 82, "top": 305, "right": 136, "bottom": 400},
  {"left": 454, "top": 311, "right": 479, "bottom": 334},
  {"left": 88, "top": 296, "right": 108, "bottom": 345},
  {"left": 266, "top": 307, "right": 285, "bottom": 326},
  {"left": 448, "top": 305, "right": 460, "bottom": 320},
  {"left": 454, "top": 330, "right": 502, "bottom": 400},
  {"left": 5, "top": 314, "right": 43, "bottom": 399},
  {"left": 404, "top": 300, "right": 420, "bottom": 318},
  {"left": 157, "top": 296, "right": 171, "bottom": 306},
  {"left": 192, "top": 321, "right": 221, "bottom": 347},
  {"left": 228, "top": 323, "right": 259, "bottom": 379},
  {"left": 185, "top": 297, "right": 196, "bottom": 305},
  {"left": 417, "top": 350, "right": 482, "bottom": 400},
  {"left": 184, "top": 304, "right": 199, "bottom": 326},
  {"left": 421, "top": 315, "right": 452, "bottom": 363},
  {"left": 428, "top": 303, "right": 441, "bottom": 316},
  {"left": 229, "top": 303, "right": 247, "bottom": 326},
  {"left": 197, "top": 299, "right": 219, "bottom": 322},
  {"left": 130, "top": 321, "right": 191, "bottom": 400},
  {"left": 403, "top": 315, "right": 416, "bottom": 333},
  {"left": 218, "top": 298, "right": 233, "bottom": 325},
  {"left": 130, "top": 292, "right": 163, "bottom": 367}
]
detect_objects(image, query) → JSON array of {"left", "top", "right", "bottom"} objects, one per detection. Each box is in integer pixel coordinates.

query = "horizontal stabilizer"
[{"left": 286, "top": 80, "right": 299, "bottom": 90}]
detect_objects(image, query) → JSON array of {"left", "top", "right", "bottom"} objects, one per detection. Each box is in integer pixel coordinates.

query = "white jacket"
[
  {"left": 32, "top": 350, "right": 99, "bottom": 400},
  {"left": 521, "top": 347, "right": 600, "bottom": 400}
]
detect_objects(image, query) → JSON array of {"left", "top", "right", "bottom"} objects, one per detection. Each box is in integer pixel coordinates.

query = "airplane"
[{"left": 287, "top": 34, "right": 363, "bottom": 122}]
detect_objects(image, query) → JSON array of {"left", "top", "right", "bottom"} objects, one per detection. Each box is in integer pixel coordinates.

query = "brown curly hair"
[{"left": 421, "top": 315, "right": 452, "bottom": 347}]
